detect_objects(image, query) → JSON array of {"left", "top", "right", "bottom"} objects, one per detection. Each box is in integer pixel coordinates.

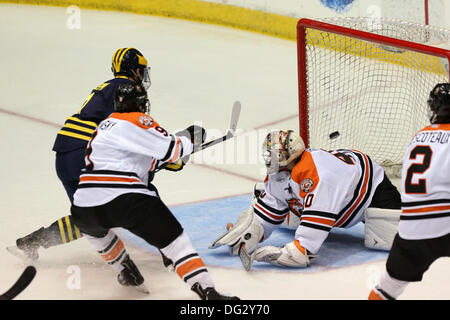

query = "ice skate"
[
  {"left": 117, "top": 255, "right": 149, "bottom": 294},
  {"left": 7, "top": 227, "right": 47, "bottom": 261},
  {"left": 191, "top": 282, "right": 239, "bottom": 300}
]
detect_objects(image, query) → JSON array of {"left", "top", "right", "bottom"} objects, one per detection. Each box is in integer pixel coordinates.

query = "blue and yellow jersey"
[{"left": 52, "top": 77, "right": 135, "bottom": 153}]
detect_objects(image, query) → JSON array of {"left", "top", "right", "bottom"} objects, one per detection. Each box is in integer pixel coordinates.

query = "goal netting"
[{"left": 297, "top": 17, "right": 450, "bottom": 177}]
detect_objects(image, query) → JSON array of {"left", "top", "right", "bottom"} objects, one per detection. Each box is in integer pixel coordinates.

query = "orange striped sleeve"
[
  {"left": 402, "top": 205, "right": 450, "bottom": 214},
  {"left": 301, "top": 216, "right": 335, "bottom": 226},
  {"left": 293, "top": 240, "right": 306, "bottom": 255},
  {"left": 79, "top": 176, "right": 141, "bottom": 183},
  {"left": 168, "top": 137, "right": 181, "bottom": 163}
]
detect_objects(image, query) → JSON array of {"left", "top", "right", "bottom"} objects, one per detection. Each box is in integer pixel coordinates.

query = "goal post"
[{"left": 297, "top": 18, "right": 450, "bottom": 177}]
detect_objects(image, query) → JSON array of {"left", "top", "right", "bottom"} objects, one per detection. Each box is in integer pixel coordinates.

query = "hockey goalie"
[{"left": 210, "top": 130, "right": 402, "bottom": 269}]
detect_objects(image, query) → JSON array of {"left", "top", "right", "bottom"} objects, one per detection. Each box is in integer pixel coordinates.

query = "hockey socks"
[
  {"left": 48, "top": 215, "right": 83, "bottom": 246},
  {"left": 160, "top": 232, "right": 214, "bottom": 290},
  {"left": 84, "top": 231, "right": 128, "bottom": 272},
  {"left": 369, "top": 270, "right": 409, "bottom": 300}
]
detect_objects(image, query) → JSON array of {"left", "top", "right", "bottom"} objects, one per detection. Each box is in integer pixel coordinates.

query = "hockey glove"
[
  {"left": 253, "top": 241, "right": 318, "bottom": 268},
  {"left": 209, "top": 205, "right": 264, "bottom": 256},
  {"left": 176, "top": 125, "right": 206, "bottom": 148},
  {"left": 164, "top": 159, "right": 184, "bottom": 172}
]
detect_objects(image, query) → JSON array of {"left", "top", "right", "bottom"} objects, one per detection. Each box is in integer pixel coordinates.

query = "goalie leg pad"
[
  {"left": 209, "top": 205, "right": 264, "bottom": 255},
  {"left": 364, "top": 208, "right": 400, "bottom": 251}
]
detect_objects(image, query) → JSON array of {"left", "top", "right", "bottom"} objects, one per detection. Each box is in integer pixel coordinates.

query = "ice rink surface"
[{"left": 0, "top": 4, "right": 449, "bottom": 301}]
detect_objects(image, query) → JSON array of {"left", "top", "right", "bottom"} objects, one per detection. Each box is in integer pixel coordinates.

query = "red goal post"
[{"left": 297, "top": 18, "right": 450, "bottom": 176}]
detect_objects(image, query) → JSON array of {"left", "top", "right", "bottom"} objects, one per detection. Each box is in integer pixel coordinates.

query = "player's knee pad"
[{"left": 364, "top": 208, "right": 400, "bottom": 251}]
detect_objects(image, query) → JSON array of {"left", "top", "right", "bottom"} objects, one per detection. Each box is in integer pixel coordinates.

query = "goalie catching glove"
[
  {"left": 254, "top": 240, "right": 318, "bottom": 268},
  {"left": 209, "top": 205, "right": 264, "bottom": 256}
]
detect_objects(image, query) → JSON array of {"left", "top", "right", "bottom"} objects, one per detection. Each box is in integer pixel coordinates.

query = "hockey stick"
[
  {"left": 0, "top": 266, "right": 36, "bottom": 300},
  {"left": 155, "top": 101, "right": 241, "bottom": 172},
  {"left": 192, "top": 101, "right": 241, "bottom": 153},
  {"left": 238, "top": 243, "right": 256, "bottom": 272}
]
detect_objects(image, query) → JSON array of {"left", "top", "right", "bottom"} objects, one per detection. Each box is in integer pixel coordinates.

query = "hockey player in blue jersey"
[{"left": 7, "top": 48, "right": 181, "bottom": 260}]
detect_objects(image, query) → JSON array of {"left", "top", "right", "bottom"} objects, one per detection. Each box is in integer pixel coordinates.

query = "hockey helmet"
[
  {"left": 111, "top": 48, "right": 151, "bottom": 90},
  {"left": 114, "top": 83, "right": 150, "bottom": 114},
  {"left": 428, "top": 83, "right": 450, "bottom": 124},
  {"left": 262, "top": 130, "right": 305, "bottom": 174}
]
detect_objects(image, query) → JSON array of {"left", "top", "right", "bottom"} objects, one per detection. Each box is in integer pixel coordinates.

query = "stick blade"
[
  {"left": 0, "top": 266, "right": 36, "bottom": 300},
  {"left": 238, "top": 243, "right": 255, "bottom": 272},
  {"left": 229, "top": 101, "right": 241, "bottom": 134}
]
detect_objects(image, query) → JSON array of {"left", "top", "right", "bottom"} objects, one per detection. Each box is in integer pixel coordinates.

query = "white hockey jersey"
[
  {"left": 253, "top": 148, "right": 385, "bottom": 254},
  {"left": 73, "top": 112, "right": 193, "bottom": 207},
  {"left": 398, "top": 123, "right": 450, "bottom": 240}
]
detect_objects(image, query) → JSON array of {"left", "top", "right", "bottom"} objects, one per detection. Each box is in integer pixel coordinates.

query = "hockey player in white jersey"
[
  {"left": 369, "top": 83, "right": 450, "bottom": 300},
  {"left": 70, "top": 82, "right": 239, "bottom": 300},
  {"left": 211, "top": 130, "right": 402, "bottom": 268}
]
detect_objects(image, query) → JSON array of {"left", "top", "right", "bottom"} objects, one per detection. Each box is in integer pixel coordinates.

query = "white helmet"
[{"left": 262, "top": 130, "right": 305, "bottom": 174}]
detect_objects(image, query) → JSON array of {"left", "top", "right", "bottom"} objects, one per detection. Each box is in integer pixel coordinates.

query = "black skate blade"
[{"left": 134, "top": 283, "right": 150, "bottom": 295}]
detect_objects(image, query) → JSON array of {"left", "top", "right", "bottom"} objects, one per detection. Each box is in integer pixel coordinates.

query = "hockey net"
[{"left": 297, "top": 17, "right": 450, "bottom": 177}]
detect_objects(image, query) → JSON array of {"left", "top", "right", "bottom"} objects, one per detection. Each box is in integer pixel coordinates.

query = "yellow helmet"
[{"left": 111, "top": 48, "right": 151, "bottom": 89}]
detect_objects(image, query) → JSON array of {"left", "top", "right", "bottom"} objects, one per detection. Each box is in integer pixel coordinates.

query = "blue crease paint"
[{"left": 119, "top": 194, "right": 388, "bottom": 273}]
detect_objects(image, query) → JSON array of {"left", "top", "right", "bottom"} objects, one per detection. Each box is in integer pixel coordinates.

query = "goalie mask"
[
  {"left": 263, "top": 130, "right": 305, "bottom": 174},
  {"left": 428, "top": 83, "right": 450, "bottom": 124}
]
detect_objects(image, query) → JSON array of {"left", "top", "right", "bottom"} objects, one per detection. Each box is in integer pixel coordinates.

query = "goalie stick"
[
  {"left": 238, "top": 243, "right": 256, "bottom": 272},
  {"left": 155, "top": 101, "right": 241, "bottom": 172},
  {"left": 0, "top": 266, "right": 36, "bottom": 300}
]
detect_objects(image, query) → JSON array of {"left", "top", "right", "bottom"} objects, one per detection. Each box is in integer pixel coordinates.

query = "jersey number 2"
[{"left": 405, "top": 146, "right": 433, "bottom": 194}]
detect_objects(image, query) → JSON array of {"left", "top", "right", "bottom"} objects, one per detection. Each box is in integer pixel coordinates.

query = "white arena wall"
[{"left": 200, "top": 0, "right": 448, "bottom": 28}]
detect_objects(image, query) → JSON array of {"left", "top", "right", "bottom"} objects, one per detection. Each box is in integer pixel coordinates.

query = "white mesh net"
[{"left": 300, "top": 17, "right": 450, "bottom": 177}]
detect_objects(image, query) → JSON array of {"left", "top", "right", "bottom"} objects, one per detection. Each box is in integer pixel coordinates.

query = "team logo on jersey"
[
  {"left": 300, "top": 178, "right": 314, "bottom": 193},
  {"left": 139, "top": 115, "right": 153, "bottom": 127}
]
